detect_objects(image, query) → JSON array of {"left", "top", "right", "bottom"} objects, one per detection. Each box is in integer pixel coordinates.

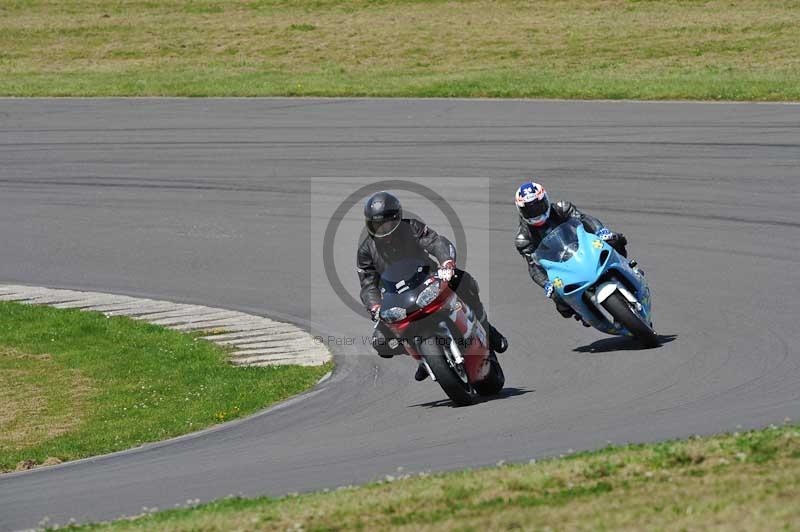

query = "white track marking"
[
  {"left": 50, "top": 295, "right": 138, "bottom": 309},
  {"left": 148, "top": 310, "right": 243, "bottom": 327},
  {"left": 198, "top": 328, "right": 293, "bottom": 342},
  {"left": 0, "top": 284, "right": 331, "bottom": 367},
  {"left": 171, "top": 318, "right": 274, "bottom": 332},
  {"left": 103, "top": 301, "right": 189, "bottom": 316},
  {"left": 124, "top": 305, "right": 215, "bottom": 320},
  {"left": 212, "top": 333, "right": 307, "bottom": 346}
]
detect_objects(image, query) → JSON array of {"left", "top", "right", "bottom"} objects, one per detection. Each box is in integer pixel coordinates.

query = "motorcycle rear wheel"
[
  {"left": 420, "top": 340, "right": 477, "bottom": 406},
  {"left": 601, "top": 292, "right": 660, "bottom": 348}
]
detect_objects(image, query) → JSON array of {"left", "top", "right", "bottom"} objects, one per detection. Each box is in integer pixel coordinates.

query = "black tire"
[
  {"left": 474, "top": 352, "right": 505, "bottom": 396},
  {"left": 601, "top": 292, "right": 660, "bottom": 348},
  {"left": 419, "top": 338, "right": 477, "bottom": 406}
]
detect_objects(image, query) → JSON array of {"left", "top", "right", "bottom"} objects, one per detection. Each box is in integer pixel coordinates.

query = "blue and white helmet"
[{"left": 515, "top": 181, "right": 550, "bottom": 226}]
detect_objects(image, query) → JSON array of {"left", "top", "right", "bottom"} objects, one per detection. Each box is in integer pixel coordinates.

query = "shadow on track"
[
  {"left": 573, "top": 334, "right": 678, "bottom": 354},
  {"left": 408, "top": 387, "right": 534, "bottom": 409}
]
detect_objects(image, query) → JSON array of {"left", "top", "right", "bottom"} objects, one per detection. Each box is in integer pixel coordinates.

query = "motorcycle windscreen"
[
  {"left": 532, "top": 218, "right": 583, "bottom": 263},
  {"left": 380, "top": 258, "right": 431, "bottom": 294},
  {"left": 534, "top": 219, "right": 607, "bottom": 294}
]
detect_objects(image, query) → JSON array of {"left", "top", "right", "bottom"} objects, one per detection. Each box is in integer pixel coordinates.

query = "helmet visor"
[
  {"left": 366, "top": 214, "right": 401, "bottom": 237},
  {"left": 519, "top": 198, "right": 549, "bottom": 222}
]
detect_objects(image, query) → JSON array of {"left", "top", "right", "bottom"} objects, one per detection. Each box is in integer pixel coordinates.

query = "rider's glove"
[
  {"left": 370, "top": 304, "right": 381, "bottom": 322},
  {"left": 437, "top": 259, "right": 455, "bottom": 282},
  {"left": 544, "top": 281, "right": 554, "bottom": 299},
  {"left": 596, "top": 228, "right": 615, "bottom": 241}
]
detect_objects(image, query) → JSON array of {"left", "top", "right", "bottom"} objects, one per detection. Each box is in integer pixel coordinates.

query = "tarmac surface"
[{"left": 0, "top": 98, "right": 798, "bottom": 530}]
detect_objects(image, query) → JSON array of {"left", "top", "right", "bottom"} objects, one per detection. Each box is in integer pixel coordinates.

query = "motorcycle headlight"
[
  {"left": 416, "top": 282, "right": 441, "bottom": 308},
  {"left": 380, "top": 306, "right": 407, "bottom": 323}
]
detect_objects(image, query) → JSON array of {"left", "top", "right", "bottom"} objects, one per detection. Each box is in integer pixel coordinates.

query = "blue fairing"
[{"left": 537, "top": 220, "right": 652, "bottom": 336}]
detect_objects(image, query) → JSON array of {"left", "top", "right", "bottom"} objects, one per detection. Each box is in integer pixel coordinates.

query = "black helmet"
[{"left": 364, "top": 191, "right": 402, "bottom": 237}]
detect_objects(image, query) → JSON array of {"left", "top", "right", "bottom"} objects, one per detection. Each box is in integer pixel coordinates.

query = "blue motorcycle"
[{"left": 534, "top": 218, "right": 659, "bottom": 347}]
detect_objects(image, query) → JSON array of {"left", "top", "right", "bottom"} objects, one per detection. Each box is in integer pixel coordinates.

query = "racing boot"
[
  {"left": 555, "top": 298, "right": 575, "bottom": 319},
  {"left": 481, "top": 318, "right": 508, "bottom": 353},
  {"left": 574, "top": 313, "right": 592, "bottom": 327},
  {"left": 414, "top": 362, "right": 429, "bottom": 382},
  {"left": 373, "top": 326, "right": 401, "bottom": 358}
]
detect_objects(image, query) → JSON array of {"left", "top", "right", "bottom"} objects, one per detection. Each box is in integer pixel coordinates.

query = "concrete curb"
[{"left": 0, "top": 284, "right": 331, "bottom": 367}]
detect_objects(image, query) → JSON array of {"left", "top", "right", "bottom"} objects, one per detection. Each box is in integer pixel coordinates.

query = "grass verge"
[
  {"left": 1, "top": 1, "right": 798, "bottom": 100},
  {"left": 71, "top": 424, "right": 800, "bottom": 530},
  {"left": 0, "top": 301, "right": 331, "bottom": 472}
]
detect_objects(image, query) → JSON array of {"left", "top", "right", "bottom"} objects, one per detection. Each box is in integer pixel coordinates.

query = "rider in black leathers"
[
  {"left": 513, "top": 181, "right": 630, "bottom": 319},
  {"left": 357, "top": 191, "right": 507, "bottom": 381}
]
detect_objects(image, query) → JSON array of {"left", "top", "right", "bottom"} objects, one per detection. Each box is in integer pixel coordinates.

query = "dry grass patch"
[
  {"left": 1, "top": 1, "right": 798, "bottom": 98},
  {"left": 0, "top": 347, "right": 94, "bottom": 452},
  {"left": 0, "top": 301, "right": 330, "bottom": 473}
]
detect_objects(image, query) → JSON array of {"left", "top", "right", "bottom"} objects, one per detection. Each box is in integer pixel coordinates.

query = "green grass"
[
  {"left": 0, "top": 301, "right": 330, "bottom": 472},
  {"left": 1, "top": 0, "right": 798, "bottom": 100},
  {"left": 68, "top": 425, "right": 800, "bottom": 530}
]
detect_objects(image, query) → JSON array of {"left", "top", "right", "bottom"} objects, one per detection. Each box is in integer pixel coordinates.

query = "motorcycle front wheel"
[
  {"left": 474, "top": 352, "right": 505, "bottom": 396},
  {"left": 601, "top": 292, "right": 660, "bottom": 348},
  {"left": 419, "top": 338, "right": 477, "bottom": 406}
]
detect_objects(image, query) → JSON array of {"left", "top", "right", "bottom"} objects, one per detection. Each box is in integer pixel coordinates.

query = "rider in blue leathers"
[{"left": 513, "top": 181, "right": 631, "bottom": 319}]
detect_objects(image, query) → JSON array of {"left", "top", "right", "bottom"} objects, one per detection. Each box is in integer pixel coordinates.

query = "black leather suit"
[{"left": 357, "top": 218, "right": 488, "bottom": 356}]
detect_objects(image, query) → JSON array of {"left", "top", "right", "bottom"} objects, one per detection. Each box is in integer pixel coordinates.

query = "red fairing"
[
  {"left": 388, "top": 283, "right": 455, "bottom": 360},
  {"left": 387, "top": 283, "right": 456, "bottom": 334},
  {"left": 461, "top": 320, "right": 491, "bottom": 382},
  {"left": 389, "top": 283, "right": 491, "bottom": 383},
  {"left": 450, "top": 299, "right": 491, "bottom": 382}
]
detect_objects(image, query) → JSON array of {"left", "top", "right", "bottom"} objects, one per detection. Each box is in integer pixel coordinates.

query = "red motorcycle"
[{"left": 378, "top": 258, "right": 505, "bottom": 406}]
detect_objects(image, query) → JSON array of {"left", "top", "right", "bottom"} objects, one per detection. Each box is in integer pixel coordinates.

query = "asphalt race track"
[{"left": 1, "top": 99, "right": 798, "bottom": 530}]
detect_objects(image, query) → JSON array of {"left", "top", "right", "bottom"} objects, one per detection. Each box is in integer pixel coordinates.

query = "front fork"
[
  {"left": 413, "top": 320, "right": 463, "bottom": 382},
  {"left": 588, "top": 279, "right": 650, "bottom": 332}
]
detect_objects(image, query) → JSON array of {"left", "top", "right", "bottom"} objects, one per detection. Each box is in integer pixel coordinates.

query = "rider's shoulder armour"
[
  {"left": 552, "top": 200, "right": 576, "bottom": 219},
  {"left": 405, "top": 217, "right": 424, "bottom": 236},
  {"left": 515, "top": 223, "right": 533, "bottom": 252}
]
